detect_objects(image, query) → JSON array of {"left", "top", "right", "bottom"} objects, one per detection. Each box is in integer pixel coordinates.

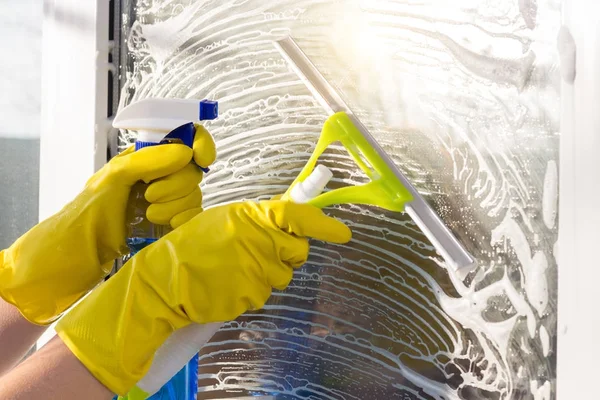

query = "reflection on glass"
[{"left": 119, "top": 0, "right": 559, "bottom": 398}]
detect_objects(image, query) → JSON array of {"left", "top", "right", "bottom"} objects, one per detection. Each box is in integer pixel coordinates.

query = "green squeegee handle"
[{"left": 283, "top": 112, "right": 413, "bottom": 212}]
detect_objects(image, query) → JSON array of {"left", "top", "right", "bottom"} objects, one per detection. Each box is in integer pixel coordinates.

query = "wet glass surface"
[{"left": 118, "top": 1, "right": 560, "bottom": 398}]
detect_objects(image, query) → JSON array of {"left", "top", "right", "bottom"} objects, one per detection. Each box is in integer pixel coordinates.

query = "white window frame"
[
  {"left": 557, "top": 0, "right": 600, "bottom": 397},
  {"left": 37, "top": 0, "right": 111, "bottom": 347}
]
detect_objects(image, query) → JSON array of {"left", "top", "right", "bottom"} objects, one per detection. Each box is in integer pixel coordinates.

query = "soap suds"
[
  {"left": 519, "top": 0, "right": 538, "bottom": 29},
  {"left": 531, "top": 380, "right": 552, "bottom": 400},
  {"left": 539, "top": 325, "right": 550, "bottom": 357},
  {"left": 491, "top": 207, "right": 549, "bottom": 318},
  {"left": 543, "top": 160, "right": 558, "bottom": 229}
]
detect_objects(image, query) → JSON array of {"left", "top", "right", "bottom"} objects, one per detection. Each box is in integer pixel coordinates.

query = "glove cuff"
[
  {"left": 0, "top": 249, "right": 59, "bottom": 325},
  {"left": 55, "top": 252, "right": 190, "bottom": 396}
]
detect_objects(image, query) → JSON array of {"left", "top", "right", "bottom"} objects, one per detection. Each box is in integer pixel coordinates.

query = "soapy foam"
[
  {"left": 539, "top": 325, "right": 550, "bottom": 357},
  {"left": 542, "top": 160, "right": 558, "bottom": 230},
  {"left": 119, "top": 0, "right": 559, "bottom": 398}
]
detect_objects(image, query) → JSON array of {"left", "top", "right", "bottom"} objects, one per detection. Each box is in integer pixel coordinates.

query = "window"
[{"left": 118, "top": 1, "right": 558, "bottom": 398}]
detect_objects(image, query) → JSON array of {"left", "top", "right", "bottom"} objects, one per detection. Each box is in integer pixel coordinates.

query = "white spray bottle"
[
  {"left": 112, "top": 97, "right": 218, "bottom": 400},
  {"left": 113, "top": 98, "right": 218, "bottom": 251},
  {"left": 131, "top": 165, "right": 334, "bottom": 398}
]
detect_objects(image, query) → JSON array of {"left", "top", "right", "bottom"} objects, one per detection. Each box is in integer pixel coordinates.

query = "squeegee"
[{"left": 275, "top": 36, "right": 475, "bottom": 276}]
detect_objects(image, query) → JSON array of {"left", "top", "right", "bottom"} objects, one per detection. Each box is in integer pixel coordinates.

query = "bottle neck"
[
  {"left": 135, "top": 130, "right": 167, "bottom": 151},
  {"left": 137, "top": 130, "right": 167, "bottom": 143}
]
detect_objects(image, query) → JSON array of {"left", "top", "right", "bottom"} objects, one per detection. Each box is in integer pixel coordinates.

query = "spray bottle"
[
  {"left": 129, "top": 165, "right": 334, "bottom": 398},
  {"left": 112, "top": 97, "right": 218, "bottom": 400}
]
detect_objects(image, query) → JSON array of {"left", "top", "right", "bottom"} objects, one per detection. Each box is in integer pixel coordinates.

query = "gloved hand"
[
  {"left": 0, "top": 125, "right": 216, "bottom": 325},
  {"left": 55, "top": 200, "right": 351, "bottom": 396}
]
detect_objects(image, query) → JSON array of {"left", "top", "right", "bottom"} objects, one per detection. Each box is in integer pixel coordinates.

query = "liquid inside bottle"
[{"left": 126, "top": 181, "right": 171, "bottom": 254}]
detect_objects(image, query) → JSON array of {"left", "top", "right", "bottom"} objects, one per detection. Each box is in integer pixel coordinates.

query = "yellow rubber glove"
[
  {"left": 146, "top": 125, "right": 216, "bottom": 228},
  {"left": 0, "top": 125, "right": 216, "bottom": 325},
  {"left": 55, "top": 200, "right": 351, "bottom": 396}
]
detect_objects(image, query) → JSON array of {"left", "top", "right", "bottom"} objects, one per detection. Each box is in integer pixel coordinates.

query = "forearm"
[
  {"left": 0, "top": 335, "right": 114, "bottom": 400},
  {"left": 0, "top": 297, "right": 47, "bottom": 376}
]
